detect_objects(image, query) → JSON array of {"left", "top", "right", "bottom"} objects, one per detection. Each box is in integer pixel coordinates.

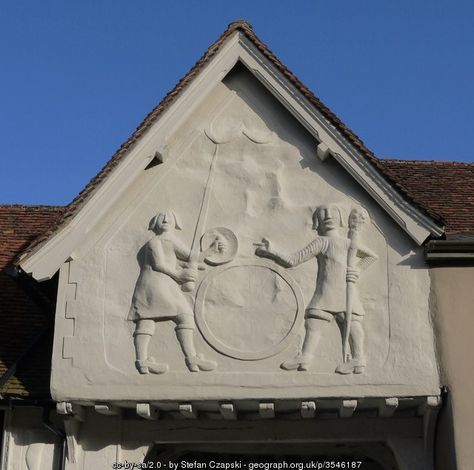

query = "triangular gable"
[{"left": 18, "top": 21, "right": 444, "bottom": 281}]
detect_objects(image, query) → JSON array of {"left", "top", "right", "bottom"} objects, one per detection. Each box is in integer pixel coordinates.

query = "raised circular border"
[
  {"left": 201, "top": 227, "right": 239, "bottom": 266},
  {"left": 194, "top": 260, "right": 305, "bottom": 361}
]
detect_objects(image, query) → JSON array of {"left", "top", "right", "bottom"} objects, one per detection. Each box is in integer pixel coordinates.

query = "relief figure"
[
  {"left": 129, "top": 211, "right": 222, "bottom": 374},
  {"left": 255, "top": 204, "right": 377, "bottom": 374}
]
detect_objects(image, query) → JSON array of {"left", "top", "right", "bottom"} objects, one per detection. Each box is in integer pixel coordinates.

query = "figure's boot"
[
  {"left": 281, "top": 354, "right": 313, "bottom": 371},
  {"left": 336, "top": 321, "right": 366, "bottom": 374},
  {"left": 135, "top": 357, "right": 168, "bottom": 375},
  {"left": 351, "top": 322, "right": 366, "bottom": 374},
  {"left": 176, "top": 326, "right": 216, "bottom": 372},
  {"left": 185, "top": 354, "right": 217, "bottom": 372},
  {"left": 281, "top": 318, "right": 322, "bottom": 371},
  {"left": 354, "top": 361, "right": 366, "bottom": 374},
  {"left": 335, "top": 356, "right": 366, "bottom": 375},
  {"left": 134, "top": 333, "right": 168, "bottom": 374}
]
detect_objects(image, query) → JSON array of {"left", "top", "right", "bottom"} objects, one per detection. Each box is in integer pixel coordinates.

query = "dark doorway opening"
[{"left": 145, "top": 443, "right": 399, "bottom": 470}]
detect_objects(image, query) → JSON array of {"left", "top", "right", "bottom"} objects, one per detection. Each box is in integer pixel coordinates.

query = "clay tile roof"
[
  {"left": 19, "top": 20, "right": 445, "bottom": 262},
  {"left": 0, "top": 206, "right": 65, "bottom": 270},
  {"left": 0, "top": 205, "right": 64, "bottom": 397},
  {"left": 379, "top": 160, "right": 474, "bottom": 237}
]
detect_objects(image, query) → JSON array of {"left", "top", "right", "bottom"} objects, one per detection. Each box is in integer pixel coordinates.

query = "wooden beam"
[
  {"left": 136, "top": 403, "right": 159, "bottom": 421},
  {"left": 378, "top": 398, "right": 399, "bottom": 418},
  {"left": 317, "top": 142, "right": 331, "bottom": 161},
  {"left": 417, "top": 396, "right": 441, "bottom": 417},
  {"left": 339, "top": 400, "right": 357, "bottom": 418},
  {"left": 94, "top": 404, "right": 120, "bottom": 416},
  {"left": 179, "top": 404, "right": 197, "bottom": 419},
  {"left": 258, "top": 403, "right": 275, "bottom": 419},
  {"left": 300, "top": 401, "right": 316, "bottom": 419},
  {"left": 219, "top": 403, "right": 237, "bottom": 420}
]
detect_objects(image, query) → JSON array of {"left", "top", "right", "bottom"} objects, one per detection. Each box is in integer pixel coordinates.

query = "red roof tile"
[
  {"left": 0, "top": 205, "right": 64, "bottom": 397},
  {"left": 379, "top": 160, "right": 474, "bottom": 237},
  {"left": 0, "top": 205, "right": 64, "bottom": 269}
]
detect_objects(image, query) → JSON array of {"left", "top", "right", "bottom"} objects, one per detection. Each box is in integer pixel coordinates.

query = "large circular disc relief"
[{"left": 195, "top": 261, "right": 304, "bottom": 360}]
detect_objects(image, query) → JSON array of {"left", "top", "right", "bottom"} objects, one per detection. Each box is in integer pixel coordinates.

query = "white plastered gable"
[
  {"left": 15, "top": 26, "right": 442, "bottom": 402},
  {"left": 19, "top": 29, "right": 443, "bottom": 282}
]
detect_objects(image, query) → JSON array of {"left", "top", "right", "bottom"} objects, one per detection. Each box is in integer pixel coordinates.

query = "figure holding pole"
[
  {"left": 336, "top": 206, "right": 375, "bottom": 374},
  {"left": 182, "top": 139, "right": 220, "bottom": 293},
  {"left": 254, "top": 204, "right": 377, "bottom": 374},
  {"left": 129, "top": 129, "right": 238, "bottom": 374}
]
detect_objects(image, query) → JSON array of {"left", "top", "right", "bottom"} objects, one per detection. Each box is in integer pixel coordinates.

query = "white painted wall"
[{"left": 50, "top": 67, "right": 439, "bottom": 403}]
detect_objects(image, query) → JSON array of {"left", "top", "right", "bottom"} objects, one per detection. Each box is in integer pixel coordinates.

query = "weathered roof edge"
[
  {"left": 381, "top": 158, "right": 474, "bottom": 166},
  {"left": 0, "top": 204, "right": 65, "bottom": 210},
  {"left": 17, "top": 20, "right": 445, "bottom": 264}
]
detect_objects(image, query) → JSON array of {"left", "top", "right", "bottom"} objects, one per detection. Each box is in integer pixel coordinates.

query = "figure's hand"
[
  {"left": 179, "top": 267, "right": 198, "bottom": 283},
  {"left": 254, "top": 237, "right": 272, "bottom": 257},
  {"left": 346, "top": 267, "right": 360, "bottom": 283},
  {"left": 211, "top": 235, "right": 227, "bottom": 254}
]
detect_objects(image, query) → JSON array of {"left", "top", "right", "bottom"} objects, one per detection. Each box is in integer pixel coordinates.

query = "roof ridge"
[{"left": 227, "top": 19, "right": 253, "bottom": 30}]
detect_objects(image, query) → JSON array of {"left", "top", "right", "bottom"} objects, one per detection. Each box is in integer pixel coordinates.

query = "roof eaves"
[{"left": 17, "top": 21, "right": 446, "bottom": 264}]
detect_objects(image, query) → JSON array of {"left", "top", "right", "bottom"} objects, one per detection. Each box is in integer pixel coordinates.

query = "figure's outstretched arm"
[{"left": 255, "top": 237, "right": 324, "bottom": 268}]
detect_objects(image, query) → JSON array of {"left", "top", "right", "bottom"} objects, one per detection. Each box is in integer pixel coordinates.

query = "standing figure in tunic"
[
  {"left": 129, "top": 211, "right": 218, "bottom": 374},
  {"left": 255, "top": 203, "right": 377, "bottom": 374}
]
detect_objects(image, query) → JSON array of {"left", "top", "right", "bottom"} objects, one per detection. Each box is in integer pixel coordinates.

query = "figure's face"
[
  {"left": 349, "top": 208, "right": 367, "bottom": 230},
  {"left": 318, "top": 204, "right": 340, "bottom": 231},
  {"left": 155, "top": 211, "right": 173, "bottom": 232}
]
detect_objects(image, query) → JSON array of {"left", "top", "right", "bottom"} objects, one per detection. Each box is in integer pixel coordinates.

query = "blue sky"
[{"left": 1, "top": 1, "right": 473, "bottom": 205}]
